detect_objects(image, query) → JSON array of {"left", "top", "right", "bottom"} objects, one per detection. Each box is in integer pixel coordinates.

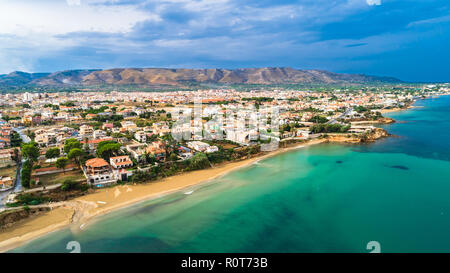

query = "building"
[
  {"left": 134, "top": 131, "right": 147, "bottom": 143},
  {"left": 110, "top": 155, "right": 133, "bottom": 181},
  {"left": 146, "top": 145, "right": 166, "bottom": 161},
  {"left": 0, "top": 137, "right": 10, "bottom": 149},
  {"left": 81, "top": 137, "right": 114, "bottom": 152},
  {"left": 84, "top": 158, "right": 116, "bottom": 187},
  {"left": 121, "top": 121, "right": 138, "bottom": 132},
  {"left": 102, "top": 123, "right": 114, "bottom": 131},
  {"left": 0, "top": 176, "right": 13, "bottom": 190},
  {"left": 186, "top": 141, "right": 210, "bottom": 152},
  {"left": 126, "top": 143, "right": 147, "bottom": 161},
  {"left": 93, "top": 129, "right": 107, "bottom": 139},
  {"left": 206, "top": 146, "right": 219, "bottom": 153},
  {"left": 0, "top": 149, "right": 16, "bottom": 168},
  {"left": 79, "top": 125, "right": 94, "bottom": 137}
]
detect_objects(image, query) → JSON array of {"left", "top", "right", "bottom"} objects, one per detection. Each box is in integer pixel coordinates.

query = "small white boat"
[{"left": 184, "top": 190, "right": 194, "bottom": 195}]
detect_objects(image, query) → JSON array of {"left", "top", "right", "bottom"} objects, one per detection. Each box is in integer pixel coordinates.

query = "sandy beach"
[{"left": 0, "top": 138, "right": 326, "bottom": 252}]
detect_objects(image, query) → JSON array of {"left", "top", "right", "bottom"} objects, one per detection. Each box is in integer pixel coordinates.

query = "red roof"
[
  {"left": 81, "top": 137, "right": 113, "bottom": 144},
  {"left": 114, "top": 161, "right": 133, "bottom": 166},
  {"left": 86, "top": 158, "right": 109, "bottom": 168}
]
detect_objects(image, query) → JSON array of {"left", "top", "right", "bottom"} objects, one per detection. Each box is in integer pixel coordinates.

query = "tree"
[
  {"left": 45, "top": 148, "right": 60, "bottom": 159},
  {"left": 61, "top": 179, "right": 86, "bottom": 191},
  {"left": 67, "top": 148, "right": 84, "bottom": 166},
  {"left": 10, "top": 132, "right": 22, "bottom": 147},
  {"left": 56, "top": 157, "right": 69, "bottom": 174},
  {"left": 64, "top": 138, "right": 82, "bottom": 154},
  {"left": 96, "top": 141, "right": 121, "bottom": 160},
  {"left": 308, "top": 116, "right": 329, "bottom": 124},
  {"left": 169, "top": 153, "right": 179, "bottom": 162},
  {"left": 188, "top": 153, "right": 211, "bottom": 171},
  {"left": 21, "top": 142, "right": 40, "bottom": 163},
  {"left": 21, "top": 160, "right": 33, "bottom": 188}
]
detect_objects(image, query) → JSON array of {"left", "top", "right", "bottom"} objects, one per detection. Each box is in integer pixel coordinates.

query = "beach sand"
[{"left": 0, "top": 138, "right": 326, "bottom": 252}]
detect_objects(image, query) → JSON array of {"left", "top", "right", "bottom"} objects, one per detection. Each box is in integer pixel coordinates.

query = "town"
[{"left": 0, "top": 84, "right": 448, "bottom": 213}]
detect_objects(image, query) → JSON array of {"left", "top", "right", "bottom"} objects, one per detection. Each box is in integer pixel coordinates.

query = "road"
[
  {"left": 13, "top": 127, "right": 31, "bottom": 143},
  {"left": 0, "top": 160, "right": 23, "bottom": 207},
  {"left": 328, "top": 108, "right": 352, "bottom": 125},
  {"left": 0, "top": 128, "right": 30, "bottom": 207}
]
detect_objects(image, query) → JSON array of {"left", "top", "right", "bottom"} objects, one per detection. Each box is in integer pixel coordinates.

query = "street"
[{"left": 0, "top": 128, "right": 30, "bottom": 207}]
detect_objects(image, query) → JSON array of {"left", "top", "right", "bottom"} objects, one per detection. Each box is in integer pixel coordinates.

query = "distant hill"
[
  {"left": 0, "top": 67, "right": 402, "bottom": 87},
  {"left": 0, "top": 71, "right": 50, "bottom": 86}
]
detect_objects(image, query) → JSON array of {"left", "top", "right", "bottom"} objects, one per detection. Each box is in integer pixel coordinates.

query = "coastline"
[
  {"left": 0, "top": 138, "right": 327, "bottom": 252},
  {"left": 379, "top": 105, "right": 419, "bottom": 114}
]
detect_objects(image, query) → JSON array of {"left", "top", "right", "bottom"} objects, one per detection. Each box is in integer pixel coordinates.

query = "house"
[
  {"left": 134, "top": 131, "right": 147, "bottom": 143},
  {"left": 81, "top": 137, "right": 114, "bottom": 152},
  {"left": 121, "top": 121, "right": 138, "bottom": 132},
  {"left": 110, "top": 155, "right": 133, "bottom": 181},
  {"left": 102, "top": 123, "right": 114, "bottom": 131},
  {"left": 0, "top": 149, "right": 16, "bottom": 168},
  {"left": 206, "top": 146, "right": 219, "bottom": 153},
  {"left": 79, "top": 125, "right": 94, "bottom": 137},
  {"left": 84, "top": 158, "right": 116, "bottom": 187},
  {"left": 126, "top": 143, "right": 147, "bottom": 161},
  {"left": 93, "top": 129, "right": 107, "bottom": 139},
  {"left": 146, "top": 145, "right": 166, "bottom": 161},
  {"left": 0, "top": 176, "right": 14, "bottom": 190},
  {"left": 0, "top": 137, "right": 10, "bottom": 149},
  {"left": 152, "top": 122, "right": 171, "bottom": 136},
  {"left": 85, "top": 113, "right": 98, "bottom": 120},
  {"left": 187, "top": 141, "right": 210, "bottom": 152},
  {"left": 301, "top": 112, "right": 314, "bottom": 122},
  {"left": 296, "top": 129, "right": 310, "bottom": 139}
]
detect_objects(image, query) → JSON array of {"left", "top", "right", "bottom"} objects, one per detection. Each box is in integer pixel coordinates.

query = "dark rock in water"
[
  {"left": 336, "top": 160, "right": 343, "bottom": 164},
  {"left": 391, "top": 165, "right": 409, "bottom": 170}
]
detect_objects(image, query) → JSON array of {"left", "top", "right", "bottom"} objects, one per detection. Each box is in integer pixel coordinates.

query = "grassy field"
[{"left": 34, "top": 169, "right": 85, "bottom": 186}]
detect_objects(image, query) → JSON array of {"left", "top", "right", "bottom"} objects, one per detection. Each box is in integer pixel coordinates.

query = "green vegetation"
[
  {"left": 64, "top": 138, "right": 82, "bottom": 154},
  {"left": 61, "top": 179, "right": 89, "bottom": 192},
  {"left": 45, "top": 148, "right": 60, "bottom": 159},
  {"left": 37, "top": 170, "right": 85, "bottom": 185},
  {"left": 12, "top": 193, "right": 49, "bottom": 206},
  {"left": 21, "top": 142, "right": 40, "bottom": 162},
  {"left": 67, "top": 148, "right": 84, "bottom": 166},
  {"left": 10, "top": 132, "right": 22, "bottom": 147},
  {"left": 55, "top": 157, "right": 69, "bottom": 173},
  {"left": 186, "top": 153, "right": 210, "bottom": 171},
  {"left": 96, "top": 140, "right": 121, "bottom": 160},
  {"left": 308, "top": 116, "right": 329, "bottom": 124},
  {"left": 242, "top": 97, "right": 274, "bottom": 102},
  {"left": 21, "top": 160, "right": 33, "bottom": 188},
  {"left": 310, "top": 124, "right": 350, "bottom": 134}
]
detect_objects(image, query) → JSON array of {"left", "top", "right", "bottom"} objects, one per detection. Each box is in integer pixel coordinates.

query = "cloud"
[
  {"left": 0, "top": 0, "right": 449, "bottom": 82},
  {"left": 0, "top": 0, "right": 156, "bottom": 35},
  {"left": 366, "top": 0, "right": 381, "bottom": 6},
  {"left": 67, "top": 0, "right": 81, "bottom": 6}
]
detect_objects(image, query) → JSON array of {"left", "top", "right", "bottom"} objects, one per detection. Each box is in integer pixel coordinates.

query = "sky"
[{"left": 0, "top": 0, "right": 449, "bottom": 82}]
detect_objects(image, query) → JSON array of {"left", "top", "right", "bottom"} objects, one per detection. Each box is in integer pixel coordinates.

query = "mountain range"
[{"left": 0, "top": 67, "right": 402, "bottom": 87}]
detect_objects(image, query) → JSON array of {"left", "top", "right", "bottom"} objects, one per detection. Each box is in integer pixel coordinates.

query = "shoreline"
[
  {"left": 0, "top": 138, "right": 327, "bottom": 252},
  {"left": 2, "top": 96, "right": 434, "bottom": 253}
]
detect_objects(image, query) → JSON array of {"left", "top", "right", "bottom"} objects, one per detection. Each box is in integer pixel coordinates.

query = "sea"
[{"left": 11, "top": 95, "right": 450, "bottom": 253}]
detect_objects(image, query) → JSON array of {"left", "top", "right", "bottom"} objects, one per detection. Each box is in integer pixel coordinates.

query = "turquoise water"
[{"left": 12, "top": 96, "right": 450, "bottom": 253}]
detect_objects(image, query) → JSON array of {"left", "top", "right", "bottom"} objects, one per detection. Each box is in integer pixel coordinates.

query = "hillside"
[{"left": 0, "top": 67, "right": 402, "bottom": 87}]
